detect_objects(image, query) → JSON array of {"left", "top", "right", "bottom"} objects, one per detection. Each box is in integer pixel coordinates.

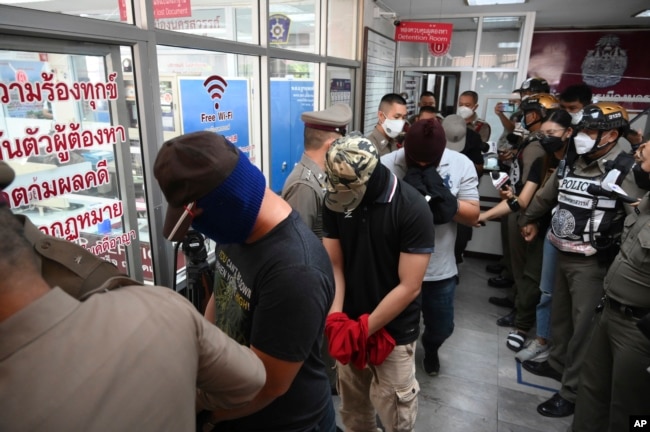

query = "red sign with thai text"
[
  {"left": 153, "top": 0, "right": 192, "bottom": 19},
  {"left": 394, "top": 22, "right": 453, "bottom": 44}
]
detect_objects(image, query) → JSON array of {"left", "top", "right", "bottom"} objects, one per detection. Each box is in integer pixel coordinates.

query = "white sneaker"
[{"left": 515, "top": 339, "right": 550, "bottom": 363}]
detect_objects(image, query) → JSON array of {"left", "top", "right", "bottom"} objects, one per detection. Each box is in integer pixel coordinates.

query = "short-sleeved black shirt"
[
  {"left": 323, "top": 173, "right": 435, "bottom": 345},
  {"left": 462, "top": 128, "right": 485, "bottom": 166},
  {"left": 213, "top": 211, "right": 334, "bottom": 431}
]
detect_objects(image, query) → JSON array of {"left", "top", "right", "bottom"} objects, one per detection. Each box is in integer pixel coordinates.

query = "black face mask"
[{"left": 540, "top": 135, "right": 565, "bottom": 154}]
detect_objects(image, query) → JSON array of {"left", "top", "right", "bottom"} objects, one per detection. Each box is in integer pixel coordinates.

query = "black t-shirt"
[
  {"left": 213, "top": 211, "right": 334, "bottom": 432},
  {"left": 462, "top": 128, "right": 485, "bottom": 166},
  {"left": 323, "top": 175, "right": 435, "bottom": 345}
]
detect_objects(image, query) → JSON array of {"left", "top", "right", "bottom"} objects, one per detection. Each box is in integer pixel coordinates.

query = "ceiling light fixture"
[
  {"left": 632, "top": 9, "right": 650, "bottom": 18},
  {"left": 467, "top": 0, "right": 526, "bottom": 5}
]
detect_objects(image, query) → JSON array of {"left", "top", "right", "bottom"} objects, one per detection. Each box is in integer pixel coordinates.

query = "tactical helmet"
[
  {"left": 519, "top": 93, "right": 560, "bottom": 120},
  {"left": 579, "top": 102, "right": 629, "bottom": 132},
  {"left": 515, "top": 77, "right": 550, "bottom": 94}
]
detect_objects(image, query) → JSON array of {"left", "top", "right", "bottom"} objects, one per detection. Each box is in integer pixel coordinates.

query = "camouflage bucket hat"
[{"left": 324, "top": 132, "right": 378, "bottom": 213}]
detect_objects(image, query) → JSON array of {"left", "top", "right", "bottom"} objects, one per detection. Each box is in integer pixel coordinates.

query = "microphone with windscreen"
[{"left": 490, "top": 171, "right": 520, "bottom": 211}]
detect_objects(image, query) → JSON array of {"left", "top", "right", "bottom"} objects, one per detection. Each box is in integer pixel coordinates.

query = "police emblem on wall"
[
  {"left": 581, "top": 35, "right": 628, "bottom": 88},
  {"left": 269, "top": 14, "right": 291, "bottom": 44}
]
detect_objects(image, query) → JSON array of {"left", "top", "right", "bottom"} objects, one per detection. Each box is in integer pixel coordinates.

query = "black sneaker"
[
  {"left": 423, "top": 351, "right": 440, "bottom": 376},
  {"left": 485, "top": 263, "right": 505, "bottom": 274}
]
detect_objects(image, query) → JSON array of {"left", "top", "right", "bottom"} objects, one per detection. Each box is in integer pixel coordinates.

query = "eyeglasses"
[{"left": 539, "top": 128, "right": 566, "bottom": 137}]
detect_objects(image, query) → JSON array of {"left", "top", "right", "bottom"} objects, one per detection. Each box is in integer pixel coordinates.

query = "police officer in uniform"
[
  {"left": 519, "top": 102, "right": 646, "bottom": 417},
  {"left": 281, "top": 103, "right": 351, "bottom": 398},
  {"left": 282, "top": 103, "right": 352, "bottom": 239},
  {"left": 493, "top": 94, "right": 558, "bottom": 329},
  {"left": 366, "top": 93, "right": 408, "bottom": 156},
  {"left": 570, "top": 140, "right": 650, "bottom": 431}
]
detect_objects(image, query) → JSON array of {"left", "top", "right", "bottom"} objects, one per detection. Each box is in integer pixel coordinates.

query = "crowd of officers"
[{"left": 1, "top": 77, "right": 649, "bottom": 432}]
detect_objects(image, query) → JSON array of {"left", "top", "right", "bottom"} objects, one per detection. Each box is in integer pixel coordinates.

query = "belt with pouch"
[{"left": 605, "top": 296, "right": 650, "bottom": 320}]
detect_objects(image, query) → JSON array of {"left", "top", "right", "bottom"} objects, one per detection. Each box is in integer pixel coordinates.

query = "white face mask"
[
  {"left": 569, "top": 110, "right": 584, "bottom": 125},
  {"left": 382, "top": 117, "right": 405, "bottom": 139},
  {"left": 574, "top": 132, "right": 596, "bottom": 155},
  {"left": 457, "top": 106, "right": 474, "bottom": 120}
]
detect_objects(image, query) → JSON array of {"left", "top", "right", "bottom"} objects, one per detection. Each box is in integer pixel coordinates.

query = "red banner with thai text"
[
  {"left": 153, "top": 0, "right": 192, "bottom": 19},
  {"left": 394, "top": 22, "right": 453, "bottom": 44},
  {"left": 395, "top": 22, "right": 453, "bottom": 57}
]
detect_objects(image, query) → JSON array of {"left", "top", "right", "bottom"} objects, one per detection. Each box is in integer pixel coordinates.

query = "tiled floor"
[{"left": 333, "top": 256, "right": 573, "bottom": 432}]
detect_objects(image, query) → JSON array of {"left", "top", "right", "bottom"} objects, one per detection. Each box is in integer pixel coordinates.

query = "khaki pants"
[
  {"left": 337, "top": 342, "right": 419, "bottom": 432},
  {"left": 548, "top": 253, "right": 605, "bottom": 403},
  {"left": 572, "top": 305, "right": 650, "bottom": 432}
]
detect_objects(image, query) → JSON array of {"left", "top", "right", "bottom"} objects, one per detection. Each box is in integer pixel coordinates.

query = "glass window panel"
[
  {"left": 397, "top": 18, "right": 478, "bottom": 68},
  {"left": 269, "top": 0, "right": 317, "bottom": 54},
  {"left": 0, "top": 48, "right": 145, "bottom": 278},
  {"left": 0, "top": 0, "right": 135, "bottom": 24},
  {"left": 269, "top": 59, "right": 315, "bottom": 193},
  {"left": 155, "top": 46, "right": 260, "bottom": 282},
  {"left": 478, "top": 17, "right": 523, "bottom": 69},
  {"left": 475, "top": 71, "right": 518, "bottom": 96},
  {"left": 153, "top": 1, "right": 256, "bottom": 44},
  {"left": 327, "top": 0, "right": 358, "bottom": 59}
]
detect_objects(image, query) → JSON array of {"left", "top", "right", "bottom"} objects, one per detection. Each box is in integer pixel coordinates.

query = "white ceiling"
[{"left": 377, "top": 0, "right": 650, "bottom": 29}]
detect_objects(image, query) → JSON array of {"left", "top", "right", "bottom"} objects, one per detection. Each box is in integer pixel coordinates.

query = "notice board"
[{"left": 362, "top": 27, "right": 396, "bottom": 135}]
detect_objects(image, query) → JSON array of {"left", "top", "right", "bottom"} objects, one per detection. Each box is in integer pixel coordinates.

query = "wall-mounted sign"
[
  {"left": 269, "top": 14, "right": 291, "bottom": 44},
  {"left": 394, "top": 21, "right": 453, "bottom": 57},
  {"left": 153, "top": 0, "right": 192, "bottom": 19},
  {"left": 529, "top": 30, "right": 650, "bottom": 109}
]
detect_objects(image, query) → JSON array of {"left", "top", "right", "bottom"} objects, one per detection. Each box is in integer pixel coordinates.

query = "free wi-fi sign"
[{"left": 203, "top": 75, "right": 228, "bottom": 109}]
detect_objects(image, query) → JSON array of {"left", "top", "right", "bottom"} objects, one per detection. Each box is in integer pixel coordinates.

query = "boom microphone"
[{"left": 586, "top": 183, "right": 639, "bottom": 204}]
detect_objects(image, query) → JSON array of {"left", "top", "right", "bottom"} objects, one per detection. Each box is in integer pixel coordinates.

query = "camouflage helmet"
[
  {"left": 515, "top": 77, "right": 550, "bottom": 94},
  {"left": 579, "top": 102, "right": 629, "bottom": 132},
  {"left": 520, "top": 93, "right": 560, "bottom": 121},
  {"left": 324, "top": 132, "right": 378, "bottom": 213}
]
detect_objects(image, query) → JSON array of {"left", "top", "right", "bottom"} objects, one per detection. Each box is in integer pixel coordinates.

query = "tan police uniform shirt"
[
  {"left": 282, "top": 153, "right": 328, "bottom": 239},
  {"left": 16, "top": 214, "right": 141, "bottom": 300},
  {"left": 605, "top": 192, "right": 650, "bottom": 308},
  {"left": 366, "top": 127, "right": 397, "bottom": 157},
  {"left": 0, "top": 285, "right": 266, "bottom": 432}
]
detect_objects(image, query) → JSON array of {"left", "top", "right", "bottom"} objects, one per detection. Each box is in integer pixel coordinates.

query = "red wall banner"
[
  {"left": 529, "top": 30, "right": 650, "bottom": 110},
  {"left": 153, "top": 0, "right": 192, "bottom": 19},
  {"left": 395, "top": 22, "right": 453, "bottom": 44}
]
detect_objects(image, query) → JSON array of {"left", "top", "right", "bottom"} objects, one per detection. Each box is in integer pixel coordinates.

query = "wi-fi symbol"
[{"left": 203, "top": 75, "right": 228, "bottom": 109}]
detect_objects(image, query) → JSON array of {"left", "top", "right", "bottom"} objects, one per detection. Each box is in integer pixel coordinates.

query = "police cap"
[{"left": 302, "top": 104, "right": 352, "bottom": 135}]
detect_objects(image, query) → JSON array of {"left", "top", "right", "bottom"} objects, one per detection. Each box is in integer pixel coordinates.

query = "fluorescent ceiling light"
[
  {"left": 473, "top": 16, "right": 521, "bottom": 23},
  {"left": 498, "top": 42, "right": 521, "bottom": 48},
  {"left": 467, "top": 0, "right": 526, "bottom": 5},
  {"left": 633, "top": 9, "right": 650, "bottom": 17},
  {"left": 0, "top": 0, "right": 51, "bottom": 3}
]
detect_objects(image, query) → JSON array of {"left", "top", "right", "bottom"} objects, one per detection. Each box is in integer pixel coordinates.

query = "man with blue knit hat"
[
  {"left": 154, "top": 131, "right": 336, "bottom": 432},
  {"left": 322, "top": 133, "right": 434, "bottom": 432}
]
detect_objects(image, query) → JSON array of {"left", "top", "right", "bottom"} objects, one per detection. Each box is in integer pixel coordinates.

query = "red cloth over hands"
[
  {"left": 325, "top": 312, "right": 369, "bottom": 369},
  {"left": 367, "top": 327, "right": 396, "bottom": 366}
]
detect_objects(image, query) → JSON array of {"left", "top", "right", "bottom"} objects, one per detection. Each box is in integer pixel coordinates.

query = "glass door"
[{"left": 0, "top": 36, "right": 145, "bottom": 281}]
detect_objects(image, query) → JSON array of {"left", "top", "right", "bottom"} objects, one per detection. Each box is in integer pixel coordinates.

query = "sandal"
[{"left": 506, "top": 331, "right": 526, "bottom": 352}]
